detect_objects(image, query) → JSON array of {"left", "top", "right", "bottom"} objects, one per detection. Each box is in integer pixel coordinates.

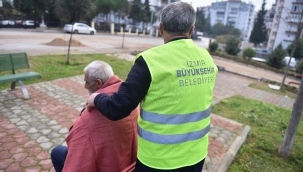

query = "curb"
[
  {"left": 216, "top": 65, "right": 260, "bottom": 81},
  {"left": 214, "top": 125, "right": 251, "bottom": 172}
]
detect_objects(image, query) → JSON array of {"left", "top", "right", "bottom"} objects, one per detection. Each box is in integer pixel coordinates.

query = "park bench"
[
  {"left": 289, "top": 74, "right": 302, "bottom": 86},
  {"left": 0, "top": 52, "right": 41, "bottom": 99}
]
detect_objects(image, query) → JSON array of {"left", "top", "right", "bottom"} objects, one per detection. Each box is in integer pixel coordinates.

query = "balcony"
[{"left": 285, "top": 30, "right": 298, "bottom": 34}]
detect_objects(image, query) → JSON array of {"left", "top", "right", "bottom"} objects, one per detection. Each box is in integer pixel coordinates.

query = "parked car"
[
  {"left": 283, "top": 56, "right": 297, "bottom": 70},
  {"left": 63, "top": 23, "right": 96, "bottom": 35},
  {"left": 15, "top": 20, "right": 23, "bottom": 25},
  {"left": 1, "top": 20, "right": 9, "bottom": 25},
  {"left": 8, "top": 20, "right": 15, "bottom": 25},
  {"left": 23, "top": 20, "right": 35, "bottom": 26}
]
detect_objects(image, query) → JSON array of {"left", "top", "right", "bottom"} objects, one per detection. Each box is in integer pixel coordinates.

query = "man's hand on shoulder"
[{"left": 86, "top": 93, "right": 98, "bottom": 112}]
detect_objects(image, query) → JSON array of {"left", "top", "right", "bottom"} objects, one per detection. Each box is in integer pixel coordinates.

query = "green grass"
[
  {"left": 0, "top": 54, "right": 133, "bottom": 90},
  {"left": 212, "top": 95, "right": 303, "bottom": 172},
  {"left": 249, "top": 82, "right": 297, "bottom": 99}
]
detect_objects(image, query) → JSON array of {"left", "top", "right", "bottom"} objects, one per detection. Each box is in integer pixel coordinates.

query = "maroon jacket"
[{"left": 63, "top": 75, "right": 138, "bottom": 172}]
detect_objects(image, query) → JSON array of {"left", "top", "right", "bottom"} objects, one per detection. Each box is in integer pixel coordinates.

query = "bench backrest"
[{"left": 0, "top": 53, "right": 30, "bottom": 74}]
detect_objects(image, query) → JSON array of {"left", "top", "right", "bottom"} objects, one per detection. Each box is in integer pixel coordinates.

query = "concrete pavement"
[{"left": 0, "top": 71, "right": 296, "bottom": 172}]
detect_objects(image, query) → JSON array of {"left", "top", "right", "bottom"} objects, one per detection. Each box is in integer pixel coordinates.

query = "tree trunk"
[
  {"left": 279, "top": 73, "right": 303, "bottom": 157},
  {"left": 41, "top": 13, "right": 45, "bottom": 25}
]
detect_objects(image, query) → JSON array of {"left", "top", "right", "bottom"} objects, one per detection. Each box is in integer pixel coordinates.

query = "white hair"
[{"left": 84, "top": 60, "right": 114, "bottom": 83}]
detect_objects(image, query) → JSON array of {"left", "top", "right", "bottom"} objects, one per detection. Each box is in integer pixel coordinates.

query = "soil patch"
[{"left": 44, "top": 38, "right": 86, "bottom": 47}]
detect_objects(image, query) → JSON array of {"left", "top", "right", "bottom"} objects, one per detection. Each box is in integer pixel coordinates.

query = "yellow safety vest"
[{"left": 135, "top": 39, "right": 218, "bottom": 169}]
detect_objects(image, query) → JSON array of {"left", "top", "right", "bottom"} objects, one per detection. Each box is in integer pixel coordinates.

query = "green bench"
[{"left": 0, "top": 52, "right": 41, "bottom": 99}]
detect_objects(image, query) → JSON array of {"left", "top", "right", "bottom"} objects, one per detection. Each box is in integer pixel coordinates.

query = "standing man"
[
  {"left": 51, "top": 61, "right": 138, "bottom": 172},
  {"left": 87, "top": 2, "right": 218, "bottom": 171}
]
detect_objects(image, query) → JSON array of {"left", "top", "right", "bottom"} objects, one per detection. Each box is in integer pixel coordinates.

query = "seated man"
[{"left": 51, "top": 61, "right": 139, "bottom": 172}]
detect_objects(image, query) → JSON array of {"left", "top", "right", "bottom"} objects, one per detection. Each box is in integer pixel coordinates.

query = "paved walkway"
[{"left": 0, "top": 71, "right": 295, "bottom": 172}]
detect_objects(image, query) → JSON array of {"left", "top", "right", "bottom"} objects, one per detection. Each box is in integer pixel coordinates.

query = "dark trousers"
[
  {"left": 51, "top": 145, "right": 68, "bottom": 172},
  {"left": 135, "top": 158, "right": 205, "bottom": 172}
]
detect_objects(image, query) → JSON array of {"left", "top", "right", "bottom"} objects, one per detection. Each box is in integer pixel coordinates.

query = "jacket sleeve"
[
  {"left": 94, "top": 57, "right": 151, "bottom": 121},
  {"left": 63, "top": 129, "right": 98, "bottom": 172}
]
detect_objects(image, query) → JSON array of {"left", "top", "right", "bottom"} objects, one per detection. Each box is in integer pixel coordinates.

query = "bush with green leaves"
[
  {"left": 224, "top": 36, "right": 241, "bottom": 55},
  {"left": 287, "top": 38, "right": 303, "bottom": 60},
  {"left": 295, "top": 60, "right": 303, "bottom": 74},
  {"left": 267, "top": 44, "right": 287, "bottom": 69},
  {"left": 215, "top": 35, "right": 229, "bottom": 44},
  {"left": 208, "top": 41, "right": 218, "bottom": 52},
  {"left": 242, "top": 47, "right": 257, "bottom": 60}
]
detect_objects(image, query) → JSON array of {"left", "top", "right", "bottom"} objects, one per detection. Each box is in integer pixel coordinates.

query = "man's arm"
[{"left": 88, "top": 57, "right": 151, "bottom": 121}]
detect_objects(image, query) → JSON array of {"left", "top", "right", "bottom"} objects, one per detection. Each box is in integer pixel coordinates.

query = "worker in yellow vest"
[{"left": 87, "top": 1, "right": 218, "bottom": 171}]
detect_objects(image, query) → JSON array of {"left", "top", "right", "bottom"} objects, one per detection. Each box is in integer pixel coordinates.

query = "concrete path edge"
[{"left": 214, "top": 125, "right": 251, "bottom": 172}]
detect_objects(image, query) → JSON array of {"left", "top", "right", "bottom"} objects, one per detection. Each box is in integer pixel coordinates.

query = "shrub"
[
  {"left": 209, "top": 41, "right": 218, "bottom": 52},
  {"left": 224, "top": 36, "right": 241, "bottom": 55},
  {"left": 295, "top": 60, "right": 303, "bottom": 74},
  {"left": 215, "top": 35, "right": 229, "bottom": 44},
  {"left": 267, "top": 44, "right": 287, "bottom": 69},
  {"left": 242, "top": 48, "right": 257, "bottom": 60}
]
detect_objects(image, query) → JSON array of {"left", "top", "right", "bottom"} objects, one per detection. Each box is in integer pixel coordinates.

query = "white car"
[
  {"left": 2, "top": 20, "right": 8, "bottom": 25},
  {"left": 283, "top": 56, "right": 297, "bottom": 69},
  {"left": 23, "top": 20, "right": 35, "bottom": 26},
  {"left": 63, "top": 23, "right": 96, "bottom": 35}
]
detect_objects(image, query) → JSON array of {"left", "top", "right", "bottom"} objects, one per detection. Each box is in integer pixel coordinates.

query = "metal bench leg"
[
  {"left": 18, "top": 81, "right": 30, "bottom": 99},
  {"left": 10, "top": 82, "right": 16, "bottom": 90}
]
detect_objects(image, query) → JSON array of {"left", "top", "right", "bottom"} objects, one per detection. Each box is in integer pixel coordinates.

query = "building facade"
[
  {"left": 267, "top": 0, "right": 303, "bottom": 51},
  {"left": 206, "top": 0, "right": 254, "bottom": 41}
]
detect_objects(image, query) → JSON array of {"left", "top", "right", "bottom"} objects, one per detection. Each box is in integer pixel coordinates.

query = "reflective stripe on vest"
[
  {"left": 138, "top": 124, "right": 210, "bottom": 144},
  {"left": 140, "top": 106, "right": 211, "bottom": 124}
]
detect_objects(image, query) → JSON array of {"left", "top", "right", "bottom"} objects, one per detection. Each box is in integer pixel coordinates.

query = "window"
[
  {"left": 274, "top": 24, "right": 278, "bottom": 28},
  {"left": 270, "top": 40, "right": 274, "bottom": 45},
  {"left": 272, "top": 32, "right": 277, "bottom": 36},
  {"left": 288, "top": 34, "right": 290, "bottom": 37},
  {"left": 292, "top": 5, "right": 298, "bottom": 12}
]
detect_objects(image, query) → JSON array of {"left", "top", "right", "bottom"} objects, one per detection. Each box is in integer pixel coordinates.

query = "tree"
[
  {"left": 95, "top": 0, "right": 116, "bottom": 31},
  {"left": 211, "top": 23, "right": 225, "bottom": 36},
  {"left": 267, "top": 43, "right": 287, "bottom": 69},
  {"left": 224, "top": 36, "right": 241, "bottom": 55},
  {"left": 142, "top": 0, "right": 151, "bottom": 25},
  {"left": 249, "top": 0, "right": 267, "bottom": 47},
  {"left": 32, "top": 0, "right": 56, "bottom": 26},
  {"left": 211, "top": 23, "right": 241, "bottom": 37},
  {"left": 55, "top": 0, "right": 93, "bottom": 24},
  {"left": 13, "top": 0, "right": 34, "bottom": 16},
  {"left": 204, "top": 13, "right": 211, "bottom": 36},
  {"left": 129, "top": 0, "right": 144, "bottom": 24},
  {"left": 195, "top": 8, "right": 206, "bottom": 33},
  {"left": 279, "top": 6, "right": 303, "bottom": 157},
  {"left": 287, "top": 38, "right": 303, "bottom": 60},
  {"left": 2, "top": 0, "right": 14, "bottom": 17},
  {"left": 114, "top": 0, "right": 130, "bottom": 25}
]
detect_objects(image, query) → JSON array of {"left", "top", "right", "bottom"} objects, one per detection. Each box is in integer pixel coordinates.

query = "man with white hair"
[{"left": 51, "top": 60, "right": 139, "bottom": 172}]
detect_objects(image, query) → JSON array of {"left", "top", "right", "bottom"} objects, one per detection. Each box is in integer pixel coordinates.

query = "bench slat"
[{"left": 0, "top": 72, "right": 41, "bottom": 83}]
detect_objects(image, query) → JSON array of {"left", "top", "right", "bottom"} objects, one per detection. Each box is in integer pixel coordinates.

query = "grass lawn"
[
  {"left": 249, "top": 82, "right": 297, "bottom": 99},
  {"left": 212, "top": 95, "right": 303, "bottom": 172},
  {"left": 0, "top": 54, "right": 133, "bottom": 90}
]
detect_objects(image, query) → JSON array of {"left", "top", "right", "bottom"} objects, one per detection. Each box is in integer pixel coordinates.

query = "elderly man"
[
  {"left": 51, "top": 61, "right": 138, "bottom": 172},
  {"left": 87, "top": 2, "right": 218, "bottom": 171}
]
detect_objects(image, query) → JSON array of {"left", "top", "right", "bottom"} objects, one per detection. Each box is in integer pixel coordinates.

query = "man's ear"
[
  {"left": 188, "top": 26, "right": 195, "bottom": 38},
  {"left": 96, "top": 79, "right": 103, "bottom": 89},
  {"left": 159, "top": 23, "right": 163, "bottom": 36}
]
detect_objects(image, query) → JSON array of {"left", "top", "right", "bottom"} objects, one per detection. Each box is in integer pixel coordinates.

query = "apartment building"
[
  {"left": 267, "top": 0, "right": 303, "bottom": 51},
  {"left": 206, "top": 0, "right": 255, "bottom": 41}
]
